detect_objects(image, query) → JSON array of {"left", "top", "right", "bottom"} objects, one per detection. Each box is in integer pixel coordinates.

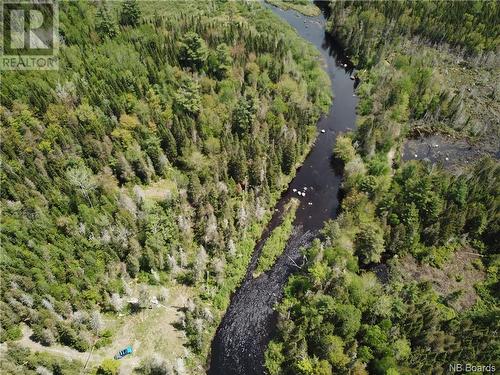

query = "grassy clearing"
[
  {"left": 253, "top": 198, "right": 300, "bottom": 277},
  {"left": 394, "top": 248, "right": 485, "bottom": 311},
  {"left": 7, "top": 285, "right": 190, "bottom": 375},
  {"left": 265, "top": 0, "right": 321, "bottom": 17},
  {"left": 141, "top": 178, "right": 177, "bottom": 201},
  {"left": 96, "top": 285, "right": 190, "bottom": 374}
]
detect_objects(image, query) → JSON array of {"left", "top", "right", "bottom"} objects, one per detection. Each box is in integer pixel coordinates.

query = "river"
[{"left": 208, "top": 3, "right": 358, "bottom": 374}]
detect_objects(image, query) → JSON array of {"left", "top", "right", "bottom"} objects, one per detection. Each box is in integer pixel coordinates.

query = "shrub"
[
  {"left": 334, "top": 135, "right": 356, "bottom": 163},
  {"left": 97, "top": 359, "right": 120, "bottom": 375}
]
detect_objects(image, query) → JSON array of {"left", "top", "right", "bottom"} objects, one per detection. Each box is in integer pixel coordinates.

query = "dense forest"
[
  {"left": 0, "top": 1, "right": 331, "bottom": 373},
  {"left": 1, "top": 0, "right": 498, "bottom": 374},
  {"left": 327, "top": 0, "right": 499, "bottom": 66},
  {"left": 266, "top": 1, "right": 499, "bottom": 374}
]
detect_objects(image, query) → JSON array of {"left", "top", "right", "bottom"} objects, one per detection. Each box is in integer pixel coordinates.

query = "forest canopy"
[
  {"left": 327, "top": 0, "right": 500, "bottom": 66},
  {"left": 0, "top": 1, "right": 331, "bottom": 371},
  {"left": 266, "top": 1, "right": 499, "bottom": 375}
]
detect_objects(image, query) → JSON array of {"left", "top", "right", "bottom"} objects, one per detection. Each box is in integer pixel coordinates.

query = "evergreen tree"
[
  {"left": 174, "top": 77, "right": 202, "bottom": 116},
  {"left": 229, "top": 147, "right": 248, "bottom": 184},
  {"left": 119, "top": 0, "right": 141, "bottom": 27},
  {"left": 160, "top": 127, "right": 178, "bottom": 162},
  {"left": 208, "top": 43, "right": 233, "bottom": 79},
  {"left": 179, "top": 32, "right": 209, "bottom": 71},
  {"left": 281, "top": 140, "right": 296, "bottom": 174},
  {"left": 187, "top": 172, "right": 203, "bottom": 208},
  {"left": 233, "top": 92, "right": 258, "bottom": 136},
  {"left": 96, "top": 4, "right": 117, "bottom": 38},
  {"left": 354, "top": 223, "right": 385, "bottom": 264}
]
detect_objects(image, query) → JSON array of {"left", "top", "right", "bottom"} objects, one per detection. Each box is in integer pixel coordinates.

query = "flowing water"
[{"left": 208, "top": 3, "right": 358, "bottom": 374}]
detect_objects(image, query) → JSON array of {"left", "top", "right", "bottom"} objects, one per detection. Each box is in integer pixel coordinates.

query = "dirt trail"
[
  {"left": 4, "top": 287, "right": 189, "bottom": 374},
  {"left": 16, "top": 325, "right": 90, "bottom": 363}
]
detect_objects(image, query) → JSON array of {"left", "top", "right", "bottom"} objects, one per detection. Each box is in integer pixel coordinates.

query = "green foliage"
[
  {"left": 269, "top": 4, "right": 499, "bottom": 375},
  {"left": 265, "top": 340, "right": 285, "bottom": 375},
  {"left": 228, "top": 145, "right": 248, "bottom": 184},
  {"left": 266, "top": 0, "right": 321, "bottom": 17},
  {"left": 1, "top": 325, "right": 22, "bottom": 341},
  {"left": 119, "top": 0, "right": 141, "bottom": 27},
  {"left": 254, "top": 199, "right": 299, "bottom": 276},
  {"left": 208, "top": 43, "right": 233, "bottom": 79},
  {"left": 333, "top": 135, "right": 356, "bottom": 163},
  {"left": 324, "top": 335, "right": 349, "bottom": 369},
  {"left": 354, "top": 223, "right": 385, "bottom": 264},
  {"left": 0, "top": 0, "right": 331, "bottom": 365},
  {"left": 56, "top": 322, "right": 89, "bottom": 352},
  {"left": 281, "top": 140, "right": 296, "bottom": 175},
  {"left": 334, "top": 304, "right": 362, "bottom": 339},
  {"left": 271, "top": 212, "right": 498, "bottom": 374},
  {"left": 179, "top": 32, "right": 209, "bottom": 71},
  {"left": 174, "top": 76, "right": 202, "bottom": 116},
  {"left": 328, "top": 1, "right": 500, "bottom": 66},
  {"left": 233, "top": 92, "right": 258, "bottom": 136},
  {"left": 97, "top": 359, "right": 120, "bottom": 375},
  {"left": 2, "top": 344, "right": 83, "bottom": 374},
  {"left": 96, "top": 4, "right": 118, "bottom": 39},
  {"left": 380, "top": 160, "right": 499, "bottom": 255}
]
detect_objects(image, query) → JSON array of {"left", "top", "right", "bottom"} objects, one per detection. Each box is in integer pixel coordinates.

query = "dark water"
[
  {"left": 208, "top": 3, "right": 358, "bottom": 375},
  {"left": 403, "top": 134, "right": 499, "bottom": 171}
]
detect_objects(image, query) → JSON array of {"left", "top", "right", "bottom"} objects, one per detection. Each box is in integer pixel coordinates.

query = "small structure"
[
  {"left": 114, "top": 346, "right": 133, "bottom": 360},
  {"left": 321, "top": 129, "right": 326, "bottom": 133}
]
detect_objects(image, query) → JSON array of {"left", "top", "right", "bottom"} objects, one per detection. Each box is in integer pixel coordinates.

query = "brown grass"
[
  {"left": 394, "top": 247, "right": 485, "bottom": 311},
  {"left": 11, "top": 285, "right": 191, "bottom": 374}
]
